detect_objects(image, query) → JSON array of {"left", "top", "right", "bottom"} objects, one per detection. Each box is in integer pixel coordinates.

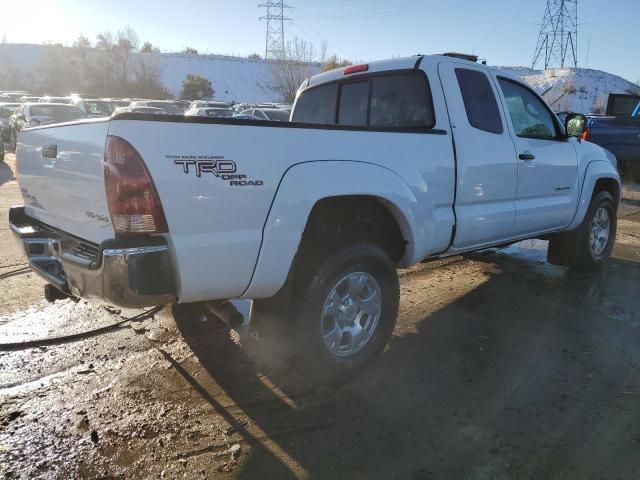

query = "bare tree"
[{"left": 271, "top": 37, "right": 317, "bottom": 104}]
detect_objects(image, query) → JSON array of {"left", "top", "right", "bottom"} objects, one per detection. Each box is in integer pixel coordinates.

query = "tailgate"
[{"left": 16, "top": 120, "right": 115, "bottom": 243}]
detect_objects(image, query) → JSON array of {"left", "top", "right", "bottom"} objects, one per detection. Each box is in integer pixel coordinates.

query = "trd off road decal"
[{"left": 167, "top": 154, "right": 263, "bottom": 186}]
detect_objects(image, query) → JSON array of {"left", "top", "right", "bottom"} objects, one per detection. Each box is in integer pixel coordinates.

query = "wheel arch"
[
  {"left": 567, "top": 160, "right": 621, "bottom": 231},
  {"left": 240, "top": 161, "right": 424, "bottom": 299}
]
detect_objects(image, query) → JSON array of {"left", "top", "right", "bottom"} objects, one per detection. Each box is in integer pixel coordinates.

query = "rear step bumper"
[{"left": 9, "top": 206, "right": 176, "bottom": 308}]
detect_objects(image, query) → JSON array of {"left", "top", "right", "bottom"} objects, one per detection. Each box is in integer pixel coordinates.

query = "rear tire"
[{"left": 253, "top": 243, "right": 399, "bottom": 384}]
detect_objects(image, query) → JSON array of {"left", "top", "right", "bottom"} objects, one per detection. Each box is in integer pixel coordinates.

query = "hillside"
[
  {"left": 501, "top": 66, "right": 640, "bottom": 114},
  {"left": 1, "top": 44, "right": 637, "bottom": 107}
]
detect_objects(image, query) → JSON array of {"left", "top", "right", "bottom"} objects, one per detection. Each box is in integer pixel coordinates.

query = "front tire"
[{"left": 569, "top": 191, "right": 617, "bottom": 271}]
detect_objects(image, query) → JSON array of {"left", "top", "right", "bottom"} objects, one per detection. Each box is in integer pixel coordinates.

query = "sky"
[{"left": 1, "top": 0, "right": 638, "bottom": 83}]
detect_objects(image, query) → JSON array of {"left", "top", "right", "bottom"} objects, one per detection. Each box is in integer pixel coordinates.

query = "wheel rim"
[
  {"left": 589, "top": 206, "right": 611, "bottom": 257},
  {"left": 320, "top": 271, "right": 382, "bottom": 358}
]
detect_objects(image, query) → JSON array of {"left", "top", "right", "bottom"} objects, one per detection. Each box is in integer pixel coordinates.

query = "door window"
[
  {"left": 455, "top": 68, "right": 503, "bottom": 134},
  {"left": 369, "top": 74, "right": 434, "bottom": 128},
  {"left": 498, "top": 78, "right": 558, "bottom": 140}
]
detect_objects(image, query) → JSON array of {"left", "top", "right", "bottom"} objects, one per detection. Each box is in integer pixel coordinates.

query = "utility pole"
[
  {"left": 531, "top": 0, "right": 578, "bottom": 69},
  {"left": 259, "top": 0, "right": 293, "bottom": 60}
]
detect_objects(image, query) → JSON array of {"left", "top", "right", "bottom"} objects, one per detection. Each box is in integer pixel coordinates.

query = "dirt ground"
[{"left": 1, "top": 152, "right": 639, "bottom": 480}]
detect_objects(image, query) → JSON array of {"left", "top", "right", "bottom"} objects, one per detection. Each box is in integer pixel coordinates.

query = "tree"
[
  {"left": 182, "top": 47, "right": 199, "bottom": 55},
  {"left": 39, "top": 27, "right": 170, "bottom": 99},
  {"left": 141, "top": 41, "right": 160, "bottom": 53},
  {"left": 321, "top": 54, "right": 353, "bottom": 72},
  {"left": 271, "top": 37, "right": 317, "bottom": 104},
  {"left": 180, "top": 74, "right": 213, "bottom": 100},
  {"left": 247, "top": 53, "right": 262, "bottom": 60}
]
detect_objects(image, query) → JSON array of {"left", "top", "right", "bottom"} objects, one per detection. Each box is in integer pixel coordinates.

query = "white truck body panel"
[
  {"left": 12, "top": 54, "right": 621, "bottom": 307},
  {"left": 16, "top": 120, "right": 114, "bottom": 244}
]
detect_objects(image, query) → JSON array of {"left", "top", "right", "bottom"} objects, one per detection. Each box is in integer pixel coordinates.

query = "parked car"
[
  {"left": 19, "top": 96, "right": 41, "bottom": 104},
  {"left": 8, "top": 103, "right": 87, "bottom": 151},
  {"left": 112, "top": 106, "right": 169, "bottom": 115},
  {"left": 69, "top": 93, "right": 98, "bottom": 99},
  {"left": 104, "top": 99, "right": 133, "bottom": 109},
  {"left": 10, "top": 54, "right": 620, "bottom": 382},
  {"left": 190, "top": 100, "right": 232, "bottom": 109},
  {"left": 39, "top": 96, "right": 71, "bottom": 104},
  {"left": 185, "top": 107, "right": 234, "bottom": 118},
  {"left": 232, "top": 113, "right": 261, "bottom": 120},
  {"left": 175, "top": 100, "right": 191, "bottom": 112},
  {"left": 0, "top": 91, "right": 29, "bottom": 102},
  {"left": 241, "top": 107, "right": 291, "bottom": 121},
  {"left": 70, "top": 98, "right": 114, "bottom": 118},
  {"left": 130, "top": 100, "right": 184, "bottom": 115},
  {"left": 0, "top": 103, "right": 20, "bottom": 142},
  {"left": 584, "top": 109, "right": 640, "bottom": 180}
]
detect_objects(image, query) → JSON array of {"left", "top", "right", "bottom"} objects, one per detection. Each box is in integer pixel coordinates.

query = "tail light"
[
  {"left": 104, "top": 135, "right": 168, "bottom": 235},
  {"left": 581, "top": 127, "right": 590, "bottom": 141}
]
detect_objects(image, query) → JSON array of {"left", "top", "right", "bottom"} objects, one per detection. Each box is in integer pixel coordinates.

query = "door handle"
[
  {"left": 518, "top": 152, "right": 535, "bottom": 161},
  {"left": 42, "top": 145, "right": 57, "bottom": 158}
]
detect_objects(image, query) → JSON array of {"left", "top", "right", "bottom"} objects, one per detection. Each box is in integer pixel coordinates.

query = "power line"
[
  {"left": 531, "top": 0, "right": 578, "bottom": 69},
  {"left": 259, "top": 0, "right": 293, "bottom": 60}
]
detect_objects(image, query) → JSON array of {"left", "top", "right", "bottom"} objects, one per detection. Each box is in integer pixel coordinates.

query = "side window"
[
  {"left": 291, "top": 83, "right": 337, "bottom": 124},
  {"left": 455, "top": 68, "right": 503, "bottom": 134},
  {"left": 498, "top": 78, "right": 558, "bottom": 140},
  {"left": 338, "top": 81, "right": 369, "bottom": 126},
  {"left": 369, "top": 74, "right": 434, "bottom": 128}
]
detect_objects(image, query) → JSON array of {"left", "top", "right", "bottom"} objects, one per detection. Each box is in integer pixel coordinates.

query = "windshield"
[
  {"left": 148, "top": 102, "right": 183, "bottom": 114},
  {"left": 205, "top": 108, "right": 233, "bottom": 117},
  {"left": 83, "top": 101, "right": 113, "bottom": 115},
  {"left": 263, "top": 109, "right": 290, "bottom": 121},
  {"left": 0, "top": 105, "right": 18, "bottom": 118},
  {"left": 30, "top": 105, "right": 86, "bottom": 122}
]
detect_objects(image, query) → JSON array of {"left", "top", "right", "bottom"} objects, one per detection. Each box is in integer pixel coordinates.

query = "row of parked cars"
[{"left": 0, "top": 91, "right": 292, "bottom": 160}]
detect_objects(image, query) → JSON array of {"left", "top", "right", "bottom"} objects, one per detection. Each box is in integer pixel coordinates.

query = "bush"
[{"left": 180, "top": 74, "right": 214, "bottom": 100}]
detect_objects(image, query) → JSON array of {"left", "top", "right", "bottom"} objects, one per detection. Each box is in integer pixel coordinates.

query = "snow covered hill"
[
  {"left": 1, "top": 44, "right": 637, "bottom": 108},
  {"left": 500, "top": 66, "right": 640, "bottom": 114}
]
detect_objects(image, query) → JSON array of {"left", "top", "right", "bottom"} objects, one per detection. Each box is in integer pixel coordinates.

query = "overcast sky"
[{"left": 2, "top": 0, "right": 638, "bottom": 83}]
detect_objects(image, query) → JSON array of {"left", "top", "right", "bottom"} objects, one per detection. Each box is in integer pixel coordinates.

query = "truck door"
[
  {"left": 438, "top": 62, "right": 518, "bottom": 248},
  {"left": 494, "top": 76, "right": 579, "bottom": 235}
]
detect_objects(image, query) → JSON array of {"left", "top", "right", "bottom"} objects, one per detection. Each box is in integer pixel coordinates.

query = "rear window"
[
  {"left": 292, "top": 83, "right": 337, "bottom": 124},
  {"left": 455, "top": 68, "right": 503, "bottom": 134},
  {"left": 338, "top": 81, "right": 369, "bottom": 126},
  {"left": 294, "top": 72, "right": 435, "bottom": 129}
]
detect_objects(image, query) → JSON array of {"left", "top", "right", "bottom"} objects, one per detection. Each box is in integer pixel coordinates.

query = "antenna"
[
  {"left": 259, "top": 1, "right": 293, "bottom": 60},
  {"left": 531, "top": 0, "right": 578, "bottom": 69}
]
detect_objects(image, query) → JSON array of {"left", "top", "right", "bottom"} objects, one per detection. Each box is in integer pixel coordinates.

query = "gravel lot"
[{"left": 1, "top": 153, "right": 639, "bottom": 479}]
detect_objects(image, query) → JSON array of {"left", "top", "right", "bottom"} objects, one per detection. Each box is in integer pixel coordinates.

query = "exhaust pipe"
[
  {"left": 204, "top": 301, "right": 244, "bottom": 329},
  {"left": 44, "top": 284, "right": 77, "bottom": 303}
]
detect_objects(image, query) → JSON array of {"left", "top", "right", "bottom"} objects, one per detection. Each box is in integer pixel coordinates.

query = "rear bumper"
[{"left": 9, "top": 206, "right": 176, "bottom": 307}]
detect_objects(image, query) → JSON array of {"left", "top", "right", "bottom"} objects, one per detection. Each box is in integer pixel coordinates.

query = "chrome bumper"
[{"left": 9, "top": 206, "right": 177, "bottom": 308}]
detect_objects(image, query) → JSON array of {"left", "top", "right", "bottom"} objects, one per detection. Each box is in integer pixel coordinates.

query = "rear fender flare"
[{"left": 240, "top": 161, "right": 423, "bottom": 299}]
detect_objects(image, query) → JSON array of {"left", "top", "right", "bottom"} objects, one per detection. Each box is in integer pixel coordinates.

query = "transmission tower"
[
  {"left": 259, "top": 1, "right": 293, "bottom": 60},
  {"left": 531, "top": 0, "right": 578, "bottom": 70}
]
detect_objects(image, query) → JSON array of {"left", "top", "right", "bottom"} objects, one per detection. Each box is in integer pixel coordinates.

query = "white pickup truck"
[{"left": 10, "top": 54, "right": 620, "bottom": 379}]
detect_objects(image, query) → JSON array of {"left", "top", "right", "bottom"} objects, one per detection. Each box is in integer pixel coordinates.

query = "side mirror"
[
  {"left": 29, "top": 118, "right": 41, "bottom": 127},
  {"left": 565, "top": 113, "right": 588, "bottom": 138}
]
